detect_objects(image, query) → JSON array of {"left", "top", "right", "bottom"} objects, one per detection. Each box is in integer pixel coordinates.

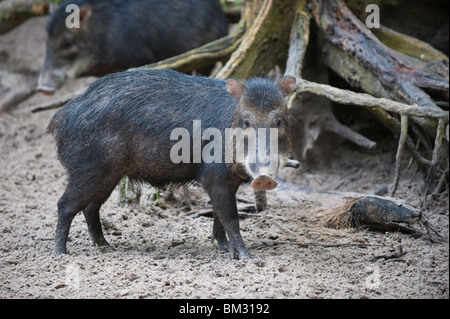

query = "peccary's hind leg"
[
  {"left": 83, "top": 202, "right": 110, "bottom": 248},
  {"left": 55, "top": 189, "right": 90, "bottom": 256},
  {"left": 83, "top": 179, "right": 121, "bottom": 248}
]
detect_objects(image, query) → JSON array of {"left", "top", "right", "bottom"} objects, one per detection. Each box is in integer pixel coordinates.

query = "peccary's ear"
[
  {"left": 226, "top": 79, "right": 245, "bottom": 100},
  {"left": 79, "top": 5, "right": 92, "bottom": 28},
  {"left": 277, "top": 76, "right": 296, "bottom": 97},
  {"left": 49, "top": 3, "right": 59, "bottom": 15}
]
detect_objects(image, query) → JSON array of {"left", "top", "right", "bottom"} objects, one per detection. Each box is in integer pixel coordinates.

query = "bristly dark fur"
[
  {"left": 49, "top": 68, "right": 293, "bottom": 259},
  {"left": 44, "top": 0, "right": 228, "bottom": 79},
  {"left": 241, "top": 78, "right": 285, "bottom": 112}
]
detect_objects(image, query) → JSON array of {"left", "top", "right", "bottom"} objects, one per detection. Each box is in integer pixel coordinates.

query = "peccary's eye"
[
  {"left": 244, "top": 120, "right": 250, "bottom": 128},
  {"left": 59, "top": 38, "right": 73, "bottom": 51},
  {"left": 277, "top": 119, "right": 282, "bottom": 127}
]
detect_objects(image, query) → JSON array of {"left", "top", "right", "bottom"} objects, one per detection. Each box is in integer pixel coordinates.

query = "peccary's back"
[{"left": 48, "top": 69, "right": 237, "bottom": 175}]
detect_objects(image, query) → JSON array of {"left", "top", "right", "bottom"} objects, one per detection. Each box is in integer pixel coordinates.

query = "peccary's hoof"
[
  {"left": 229, "top": 250, "right": 253, "bottom": 260},
  {"left": 54, "top": 247, "right": 67, "bottom": 256},
  {"left": 229, "top": 244, "right": 253, "bottom": 260},
  {"left": 92, "top": 237, "right": 111, "bottom": 248},
  {"left": 211, "top": 236, "right": 229, "bottom": 253},
  {"left": 98, "top": 245, "right": 115, "bottom": 253},
  {"left": 54, "top": 239, "right": 68, "bottom": 256}
]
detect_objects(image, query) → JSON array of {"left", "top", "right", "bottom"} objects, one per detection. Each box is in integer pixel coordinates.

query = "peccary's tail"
[
  {"left": 46, "top": 109, "right": 68, "bottom": 167},
  {"left": 47, "top": 108, "right": 62, "bottom": 136},
  {"left": 47, "top": 117, "right": 57, "bottom": 135}
]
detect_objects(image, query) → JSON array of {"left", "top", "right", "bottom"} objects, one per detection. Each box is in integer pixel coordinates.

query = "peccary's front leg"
[
  {"left": 254, "top": 190, "right": 267, "bottom": 212},
  {"left": 204, "top": 180, "right": 251, "bottom": 260},
  {"left": 211, "top": 213, "right": 229, "bottom": 252}
]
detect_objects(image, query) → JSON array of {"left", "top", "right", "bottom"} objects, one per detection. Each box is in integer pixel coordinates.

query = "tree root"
[
  {"left": 31, "top": 87, "right": 87, "bottom": 113},
  {"left": 293, "top": 79, "right": 448, "bottom": 120},
  {"left": 312, "top": 0, "right": 449, "bottom": 104},
  {"left": 288, "top": 77, "right": 448, "bottom": 166},
  {"left": 284, "top": 0, "right": 448, "bottom": 197},
  {"left": 284, "top": 1, "right": 310, "bottom": 79},
  {"left": 391, "top": 115, "right": 409, "bottom": 196},
  {"left": 372, "top": 25, "right": 448, "bottom": 63},
  {"left": 288, "top": 76, "right": 448, "bottom": 196},
  {"left": 133, "top": 26, "right": 245, "bottom": 73},
  {"left": 216, "top": 0, "right": 298, "bottom": 80},
  {"left": 312, "top": 0, "right": 449, "bottom": 156}
]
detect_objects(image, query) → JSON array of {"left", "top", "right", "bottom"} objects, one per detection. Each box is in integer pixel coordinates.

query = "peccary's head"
[
  {"left": 226, "top": 76, "right": 296, "bottom": 191},
  {"left": 37, "top": 2, "right": 99, "bottom": 94}
]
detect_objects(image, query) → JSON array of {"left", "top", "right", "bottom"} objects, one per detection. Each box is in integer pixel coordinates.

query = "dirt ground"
[{"left": 0, "top": 17, "right": 448, "bottom": 299}]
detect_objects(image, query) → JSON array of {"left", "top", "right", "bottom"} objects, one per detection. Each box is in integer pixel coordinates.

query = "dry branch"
[
  {"left": 372, "top": 25, "right": 449, "bottom": 63},
  {"left": 133, "top": 26, "right": 245, "bottom": 73},
  {"left": 293, "top": 78, "right": 448, "bottom": 120},
  {"left": 391, "top": 115, "right": 409, "bottom": 196},
  {"left": 31, "top": 87, "right": 87, "bottom": 113}
]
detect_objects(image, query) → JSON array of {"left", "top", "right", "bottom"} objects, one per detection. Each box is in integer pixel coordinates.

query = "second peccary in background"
[
  {"left": 37, "top": 0, "right": 228, "bottom": 94},
  {"left": 48, "top": 69, "right": 296, "bottom": 259}
]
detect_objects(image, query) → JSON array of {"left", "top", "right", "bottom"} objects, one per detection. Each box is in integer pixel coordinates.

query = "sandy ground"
[{"left": 0, "top": 17, "right": 448, "bottom": 300}]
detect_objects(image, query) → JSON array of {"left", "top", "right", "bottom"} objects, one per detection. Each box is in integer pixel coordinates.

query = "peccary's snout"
[
  {"left": 251, "top": 175, "right": 278, "bottom": 191},
  {"left": 36, "top": 68, "right": 67, "bottom": 95},
  {"left": 37, "top": 49, "right": 67, "bottom": 95}
]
